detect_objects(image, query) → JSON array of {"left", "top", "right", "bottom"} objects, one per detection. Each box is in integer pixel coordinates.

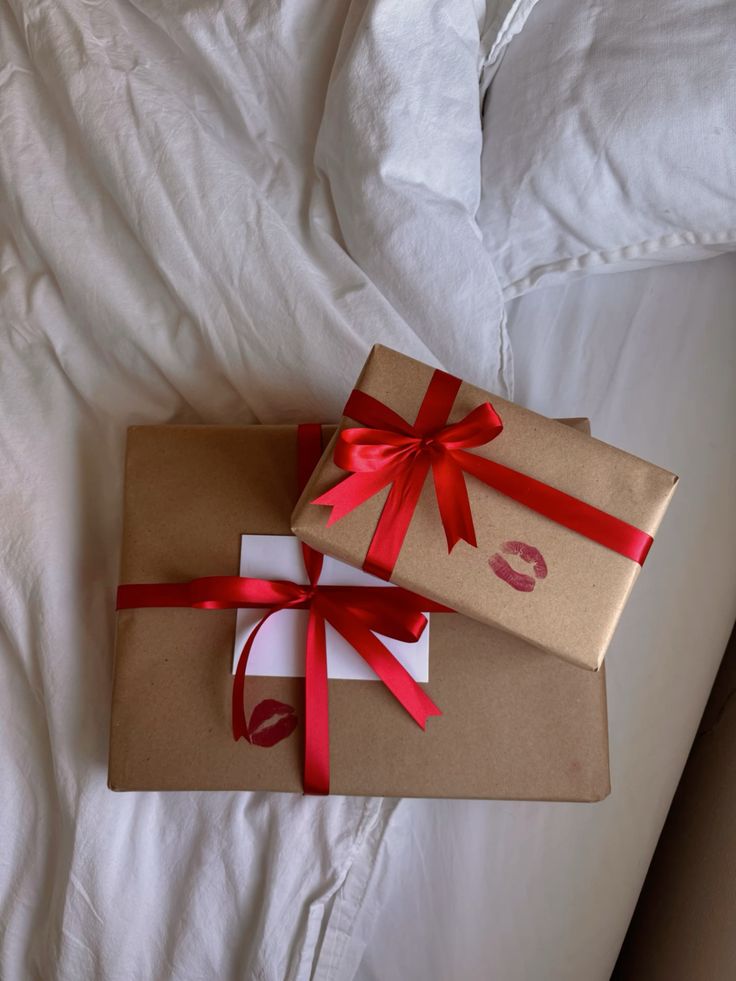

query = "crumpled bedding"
[
  {"left": 0, "top": 1, "right": 521, "bottom": 979},
  {"left": 355, "top": 252, "right": 736, "bottom": 980}
]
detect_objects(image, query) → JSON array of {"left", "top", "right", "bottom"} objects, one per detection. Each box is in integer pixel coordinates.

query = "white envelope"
[{"left": 233, "top": 535, "right": 430, "bottom": 681}]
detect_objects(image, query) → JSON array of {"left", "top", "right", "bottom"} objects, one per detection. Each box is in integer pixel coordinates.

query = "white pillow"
[
  {"left": 315, "top": 0, "right": 544, "bottom": 396},
  {"left": 477, "top": 0, "right": 736, "bottom": 297}
]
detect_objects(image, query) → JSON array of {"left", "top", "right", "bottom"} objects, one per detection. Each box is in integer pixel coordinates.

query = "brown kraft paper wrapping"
[
  {"left": 292, "top": 345, "right": 678, "bottom": 671},
  {"left": 109, "top": 422, "right": 609, "bottom": 800}
]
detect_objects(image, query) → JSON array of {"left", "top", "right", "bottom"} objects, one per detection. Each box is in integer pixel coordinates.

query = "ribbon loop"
[{"left": 334, "top": 428, "right": 421, "bottom": 473}]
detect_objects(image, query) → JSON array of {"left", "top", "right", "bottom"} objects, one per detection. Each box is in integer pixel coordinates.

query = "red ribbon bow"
[
  {"left": 314, "top": 369, "right": 653, "bottom": 579},
  {"left": 116, "top": 424, "right": 446, "bottom": 795}
]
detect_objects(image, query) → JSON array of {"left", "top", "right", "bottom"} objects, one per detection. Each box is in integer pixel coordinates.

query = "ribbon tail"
[
  {"left": 232, "top": 609, "right": 281, "bottom": 742},
  {"left": 313, "top": 469, "right": 396, "bottom": 525},
  {"left": 432, "top": 453, "right": 476, "bottom": 552},
  {"left": 325, "top": 605, "right": 441, "bottom": 728},
  {"left": 303, "top": 608, "right": 330, "bottom": 795},
  {"left": 362, "top": 457, "right": 431, "bottom": 580}
]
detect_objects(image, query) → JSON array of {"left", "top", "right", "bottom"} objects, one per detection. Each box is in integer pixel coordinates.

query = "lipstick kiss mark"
[
  {"left": 246, "top": 699, "right": 298, "bottom": 747},
  {"left": 489, "top": 540, "right": 548, "bottom": 593}
]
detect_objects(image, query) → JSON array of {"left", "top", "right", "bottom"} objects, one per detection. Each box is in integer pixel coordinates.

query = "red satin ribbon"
[
  {"left": 314, "top": 370, "right": 653, "bottom": 579},
  {"left": 116, "top": 424, "right": 446, "bottom": 796}
]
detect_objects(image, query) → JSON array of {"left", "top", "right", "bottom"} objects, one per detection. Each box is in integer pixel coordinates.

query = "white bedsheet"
[
  {"left": 2, "top": 1, "right": 735, "bottom": 980},
  {"left": 355, "top": 253, "right": 736, "bottom": 981}
]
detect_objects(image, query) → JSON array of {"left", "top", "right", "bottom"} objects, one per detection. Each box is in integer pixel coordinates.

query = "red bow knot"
[{"left": 315, "top": 371, "right": 503, "bottom": 578}]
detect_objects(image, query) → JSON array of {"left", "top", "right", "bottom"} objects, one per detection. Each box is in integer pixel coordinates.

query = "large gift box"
[
  {"left": 109, "top": 422, "right": 610, "bottom": 800},
  {"left": 292, "top": 345, "right": 678, "bottom": 670}
]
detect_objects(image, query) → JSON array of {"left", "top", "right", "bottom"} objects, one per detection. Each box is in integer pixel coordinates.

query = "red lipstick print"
[
  {"left": 489, "top": 540, "right": 548, "bottom": 593},
  {"left": 246, "top": 699, "right": 298, "bottom": 747}
]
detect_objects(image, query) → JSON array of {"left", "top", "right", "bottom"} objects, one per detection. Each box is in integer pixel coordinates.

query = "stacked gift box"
[{"left": 109, "top": 345, "right": 677, "bottom": 800}]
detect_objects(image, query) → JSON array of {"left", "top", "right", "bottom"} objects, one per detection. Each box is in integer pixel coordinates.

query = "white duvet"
[{"left": 0, "top": 1, "right": 516, "bottom": 979}]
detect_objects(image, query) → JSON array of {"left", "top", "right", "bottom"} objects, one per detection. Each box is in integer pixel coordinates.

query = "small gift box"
[
  {"left": 292, "top": 345, "right": 678, "bottom": 671},
  {"left": 109, "top": 421, "right": 609, "bottom": 799}
]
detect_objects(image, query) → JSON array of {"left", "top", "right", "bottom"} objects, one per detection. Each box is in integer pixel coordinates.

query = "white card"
[{"left": 233, "top": 535, "right": 430, "bottom": 681}]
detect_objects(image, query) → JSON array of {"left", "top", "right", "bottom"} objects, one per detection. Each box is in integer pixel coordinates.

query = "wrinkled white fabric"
[
  {"left": 355, "top": 253, "right": 736, "bottom": 981},
  {"left": 0, "top": 1, "right": 514, "bottom": 979},
  {"left": 478, "top": 0, "right": 736, "bottom": 296},
  {"left": 314, "top": 0, "right": 511, "bottom": 383}
]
